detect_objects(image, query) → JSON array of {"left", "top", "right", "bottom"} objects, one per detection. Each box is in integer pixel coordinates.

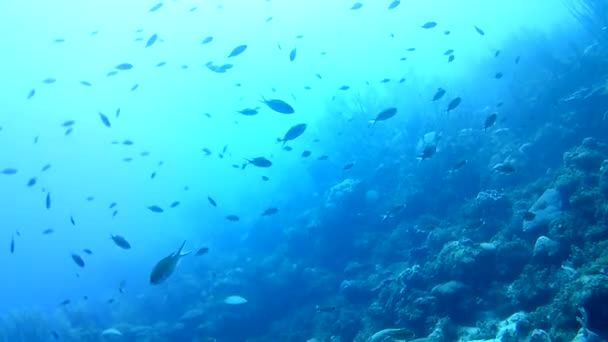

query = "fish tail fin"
[
  {"left": 176, "top": 240, "right": 187, "bottom": 255},
  {"left": 276, "top": 137, "right": 282, "bottom": 144}
]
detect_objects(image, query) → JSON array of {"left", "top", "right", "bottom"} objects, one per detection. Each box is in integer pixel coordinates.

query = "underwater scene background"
[{"left": 1, "top": 0, "right": 608, "bottom": 341}]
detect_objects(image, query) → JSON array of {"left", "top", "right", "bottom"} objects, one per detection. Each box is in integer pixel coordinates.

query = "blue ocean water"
[{"left": 1, "top": 0, "right": 607, "bottom": 341}]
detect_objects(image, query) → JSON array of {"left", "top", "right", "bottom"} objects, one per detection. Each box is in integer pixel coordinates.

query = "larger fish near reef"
[
  {"left": 150, "top": 241, "right": 190, "bottom": 285},
  {"left": 278, "top": 123, "right": 307, "bottom": 145},
  {"left": 369, "top": 107, "right": 397, "bottom": 126},
  {"left": 259, "top": 95, "right": 294, "bottom": 114},
  {"left": 242, "top": 157, "right": 272, "bottom": 169}
]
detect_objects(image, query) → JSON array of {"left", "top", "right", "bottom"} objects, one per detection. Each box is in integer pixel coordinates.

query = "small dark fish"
[
  {"left": 493, "top": 163, "right": 516, "bottom": 174},
  {"left": 27, "top": 89, "right": 35, "bottom": 99},
  {"left": 421, "top": 21, "right": 437, "bottom": 29},
  {"left": 522, "top": 211, "right": 536, "bottom": 221},
  {"left": 71, "top": 254, "right": 85, "bottom": 267},
  {"left": 495, "top": 72, "right": 503, "bottom": 79},
  {"left": 156, "top": 61, "right": 166, "bottom": 67},
  {"left": 289, "top": 48, "right": 297, "bottom": 62},
  {"left": 369, "top": 107, "right": 397, "bottom": 126},
  {"left": 147, "top": 205, "right": 164, "bottom": 213},
  {"left": 419, "top": 145, "right": 436, "bottom": 160},
  {"left": 27, "top": 177, "right": 36, "bottom": 186},
  {"left": 237, "top": 108, "right": 258, "bottom": 116},
  {"left": 122, "top": 139, "right": 133, "bottom": 145},
  {"left": 207, "top": 197, "right": 217, "bottom": 207},
  {"left": 262, "top": 176, "right": 270, "bottom": 181},
  {"left": 381, "top": 204, "right": 407, "bottom": 221},
  {"left": 315, "top": 73, "right": 322, "bottom": 79},
  {"left": 443, "top": 49, "right": 454, "bottom": 55},
  {"left": 106, "top": 71, "right": 118, "bottom": 77},
  {"left": 339, "top": 85, "right": 350, "bottom": 90},
  {"left": 228, "top": 44, "right": 248, "bottom": 58},
  {"left": 53, "top": 38, "right": 65, "bottom": 43},
  {"left": 226, "top": 215, "right": 240, "bottom": 221},
  {"left": 451, "top": 159, "right": 468, "bottom": 172},
  {"left": 64, "top": 128, "right": 72, "bottom": 135},
  {"left": 51, "top": 331, "right": 60, "bottom": 340},
  {"left": 318, "top": 155, "right": 329, "bottom": 160},
  {"left": 301, "top": 150, "right": 311, "bottom": 157},
  {"left": 109, "top": 202, "right": 117, "bottom": 209},
  {"left": 189, "top": 6, "right": 197, "bottom": 12},
  {"left": 62, "top": 120, "right": 75, "bottom": 127},
  {"left": 260, "top": 95, "right": 295, "bottom": 114},
  {"left": 112, "top": 210, "right": 118, "bottom": 217},
  {"left": 122, "top": 157, "right": 133, "bottom": 162},
  {"left": 98, "top": 112, "right": 111, "bottom": 127},
  {"left": 388, "top": 0, "right": 400, "bottom": 9},
  {"left": 80, "top": 80, "right": 92, "bottom": 86},
  {"left": 43, "top": 229, "right": 54, "bottom": 235},
  {"left": 115, "top": 63, "right": 133, "bottom": 70},
  {"left": 10, "top": 236, "right": 14, "bottom": 254},
  {"left": 202, "top": 148, "right": 212, "bottom": 156},
  {"left": 70, "top": 216, "right": 76, "bottom": 226},
  {"left": 59, "top": 299, "right": 71, "bottom": 306},
  {"left": 46, "top": 192, "right": 51, "bottom": 209},
  {"left": 262, "top": 207, "right": 278, "bottom": 216},
  {"left": 278, "top": 123, "right": 307, "bottom": 145},
  {"left": 148, "top": 2, "right": 163, "bottom": 12},
  {"left": 316, "top": 305, "right": 337, "bottom": 313},
  {"left": 515, "top": 56, "right": 521, "bottom": 64},
  {"left": 448, "top": 55, "right": 455, "bottom": 62},
  {"left": 474, "top": 25, "right": 485, "bottom": 36},
  {"left": 343, "top": 162, "right": 354, "bottom": 170},
  {"left": 195, "top": 247, "right": 209, "bottom": 256},
  {"left": 145, "top": 33, "right": 158, "bottom": 48},
  {"left": 447, "top": 97, "right": 461, "bottom": 112},
  {"left": 243, "top": 157, "right": 272, "bottom": 169},
  {"left": 444, "top": 30, "right": 451, "bottom": 35},
  {"left": 351, "top": 2, "right": 363, "bottom": 10},
  {"left": 1, "top": 168, "right": 17, "bottom": 175},
  {"left": 484, "top": 113, "right": 498, "bottom": 130},
  {"left": 41, "top": 164, "right": 51, "bottom": 172},
  {"left": 432, "top": 88, "right": 446, "bottom": 101},
  {"left": 150, "top": 172, "right": 156, "bottom": 179},
  {"left": 83, "top": 249, "right": 93, "bottom": 255},
  {"left": 283, "top": 146, "right": 293, "bottom": 151},
  {"left": 266, "top": 16, "right": 273, "bottom": 22},
  {"left": 170, "top": 201, "right": 180, "bottom": 208},
  {"left": 131, "top": 84, "right": 139, "bottom": 91},
  {"left": 111, "top": 235, "right": 131, "bottom": 249},
  {"left": 42, "top": 78, "right": 57, "bottom": 84},
  {"left": 380, "top": 78, "right": 390, "bottom": 83},
  {"left": 201, "top": 36, "right": 213, "bottom": 44},
  {"left": 494, "top": 50, "right": 500, "bottom": 57}
]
